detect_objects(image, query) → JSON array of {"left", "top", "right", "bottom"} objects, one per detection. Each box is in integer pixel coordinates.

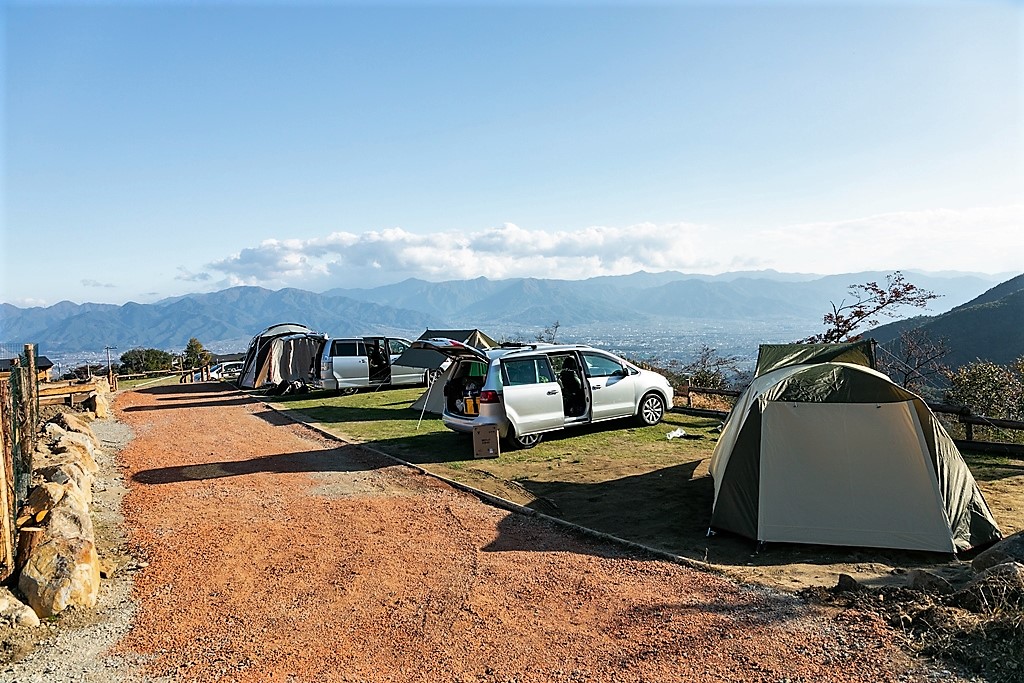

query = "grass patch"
[
  {"left": 117, "top": 375, "right": 180, "bottom": 390},
  {"left": 270, "top": 387, "right": 719, "bottom": 470}
]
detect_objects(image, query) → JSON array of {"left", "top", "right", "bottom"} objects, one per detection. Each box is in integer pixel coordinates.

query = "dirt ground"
[
  {"left": 276, "top": 390, "right": 1024, "bottom": 596},
  {"left": 1, "top": 382, "right": 980, "bottom": 681}
]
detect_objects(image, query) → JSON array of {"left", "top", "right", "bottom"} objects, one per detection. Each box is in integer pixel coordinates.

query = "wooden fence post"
[
  {"left": 24, "top": 343, "right": 37, "bottom": 448},
  {"left": 0, "top": 380, "right": 15, "bottom": 581},
  {"left": 15, "top": 358, "right": 34, "bottom": 506}
]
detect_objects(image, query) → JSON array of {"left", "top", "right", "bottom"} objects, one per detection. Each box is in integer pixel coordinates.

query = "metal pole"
[{"left": 104, "top": 346, "right": 117, "bottom": 376}]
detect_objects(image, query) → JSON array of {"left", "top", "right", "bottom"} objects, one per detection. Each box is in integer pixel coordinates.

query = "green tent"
[
  {"left": 710, "top": 348, "right": 1000, "bottom": 553},
  {"left": 754, "top": 339, "right": 876, "bottom": 377}
]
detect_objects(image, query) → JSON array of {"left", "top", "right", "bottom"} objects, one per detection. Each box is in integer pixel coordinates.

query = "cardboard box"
[{"left": 472, "top": 424, "right": 500, "bottom": 459}]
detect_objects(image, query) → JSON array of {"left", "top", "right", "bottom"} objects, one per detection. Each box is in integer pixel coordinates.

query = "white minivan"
[
  {"left": 321, "top": 336, "right": 430, "bottom": 394},
  {"left": 409, "top": 338, "right": 674, "bottom": 448}
]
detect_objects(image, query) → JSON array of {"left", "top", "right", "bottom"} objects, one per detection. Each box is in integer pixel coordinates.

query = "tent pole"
[{"left": 416, "top": 373, "right": 438, "bottom": 430}]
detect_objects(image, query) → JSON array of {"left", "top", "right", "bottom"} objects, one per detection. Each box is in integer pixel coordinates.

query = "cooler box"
[{"left": 472, "top": 424, "right": 500, "bottom": 459}]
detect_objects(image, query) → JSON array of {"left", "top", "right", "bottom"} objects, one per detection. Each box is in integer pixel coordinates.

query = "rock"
[
  {"left": 98, "top": 557, "right": 117, "bottom": 579},
  {"left": 18, "top": 536, "right": 100, "bottom": 617},
  {"left": 55, "top": 412, "right": 98, "bottom": 445},
  {"left": 907, "top": 569, "right": 953, "bottom": 594},
  {"left": 36, "top": 463, "right": 92, "bottom": 504},
  {"left": 0, "top": 587, "right": 41, "bottom": 628},
  {"left": 835, "top": 574, "right": 862, "bottom": 592},
  {"left": 952, "top": 562, "right": 1024, "bottom": 612},
  {"left": 53, "top": 433, "right": 100, "bottom": 474},
  {"left": 91, "top": 382, "right": 112, "bottom": 419},
  {"left": 43, "top": 422, "right": 68, "bottom": 439},
  {"left": 972, "top": 531, "right": 1024, "bottom": 572},
  {"left": 16, "top": 482, "right": 67, "bottom": 527},
  {"left": 45, "top": 482, "right": 94, "bottom": 541}
]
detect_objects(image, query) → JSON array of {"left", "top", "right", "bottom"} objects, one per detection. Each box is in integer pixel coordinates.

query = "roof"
[{"left": 0, "top": 355, "right": 54, "bottom": 372}]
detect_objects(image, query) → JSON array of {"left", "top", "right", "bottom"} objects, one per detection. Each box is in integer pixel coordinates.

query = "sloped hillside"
[{"left": 870, "top": 273, "right": 1024, "bottom": 368}]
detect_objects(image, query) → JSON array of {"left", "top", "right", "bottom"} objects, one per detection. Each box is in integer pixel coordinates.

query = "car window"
[
  {"left": 501, "top": 358, "right": 555, "bottom": 386},
  {"left": 582, "top": 352, "right": 626, "bottom": 378},
  {"left": 330, "top": 340, "right": 364, "bottom": 357},
  {"left": 388, "top": 339, "right": 409, "bottom": 355},
  {"left": 455, "top": 360, "right": 488, "bottom": 380}
]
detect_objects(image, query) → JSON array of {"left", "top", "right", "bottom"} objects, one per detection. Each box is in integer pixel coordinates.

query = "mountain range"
[
  {"left": 1, "top": 270, "right": 1016, "bottom": 366},
  {"left": 868, "top": 273, "right": 1024, "bottom": 369}
]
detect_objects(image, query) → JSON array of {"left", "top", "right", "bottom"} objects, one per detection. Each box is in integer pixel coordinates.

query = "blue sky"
[{"left": 3, "top": 0, "right": 1022, "bottom": 306}]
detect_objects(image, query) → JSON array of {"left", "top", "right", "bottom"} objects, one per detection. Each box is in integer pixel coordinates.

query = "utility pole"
[{"left": 104, "top": 345, "right": 118, "bottom": 391}]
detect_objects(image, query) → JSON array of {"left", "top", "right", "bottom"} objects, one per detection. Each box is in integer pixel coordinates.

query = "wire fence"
[{"left": 0, "top": 343, "right": 27, "bottom": 361}]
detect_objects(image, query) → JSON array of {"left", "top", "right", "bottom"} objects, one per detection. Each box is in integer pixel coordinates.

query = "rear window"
[
  {"left": 501, "top": 358, "right": 555, "bottom": 386},
  {"left": 330, "top": 340, "right": 363, "bottom": 357},
  {"left": 455, "top": 360, "right": 488, "bottom": 379}
]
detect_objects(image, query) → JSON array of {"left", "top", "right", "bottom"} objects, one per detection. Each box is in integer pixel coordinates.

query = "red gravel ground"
[{"left": 112, "top": 382, "right": 951, "bottom": 682}]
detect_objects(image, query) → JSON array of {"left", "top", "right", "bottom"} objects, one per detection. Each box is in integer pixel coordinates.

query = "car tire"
[
  {"left": 505, "top": 429, "right": 543, "bottom": 450},
  {"left": 636, "top": 392, "right": 666, "bottom": 426}
]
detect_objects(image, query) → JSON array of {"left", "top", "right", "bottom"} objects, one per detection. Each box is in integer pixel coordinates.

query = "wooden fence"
[
  {"left": 118, "top": 366, "right": 211, "bottom": 383},
  {"left": 675, "top": 384, "right": 1024, "bottom": 458},
  {"left": 0, "top": 344, "right": 39, "bottom": 581}
]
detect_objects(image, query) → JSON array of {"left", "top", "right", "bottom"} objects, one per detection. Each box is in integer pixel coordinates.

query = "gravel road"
[{"left": 2, "top": 382, "right": 972, "bottom": 682}]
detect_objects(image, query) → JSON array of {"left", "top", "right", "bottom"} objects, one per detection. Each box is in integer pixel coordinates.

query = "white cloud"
[
  {"left": 756, "top": 205, "right": 1024, "bottom": 274},
  {"left": 174, "top": 267, "right": 212, "bottom": 282},
  {"left": 81, "top": 279, "right": 116, "bottom": 288},
  {"left": 205, "top": 205, "right": 1023, "bottom": 289}
]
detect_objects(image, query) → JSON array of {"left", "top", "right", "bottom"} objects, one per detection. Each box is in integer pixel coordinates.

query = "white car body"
[
  {"left": 210, "top": 361, "right": 243, "bottom": 379},
  {"left": 409, "top": 339, "right": 674, "bottom": 448}
]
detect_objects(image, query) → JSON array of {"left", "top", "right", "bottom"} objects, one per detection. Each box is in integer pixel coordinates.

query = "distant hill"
[
  {"left": 0, "top": 270, "right": 1002, "bottom": 356},
  {"left": 869, "top": 273, "right": 1024, "bottom": 368},
  {"left": 0, "top": 287, "right": 432, "bottom": 354}
]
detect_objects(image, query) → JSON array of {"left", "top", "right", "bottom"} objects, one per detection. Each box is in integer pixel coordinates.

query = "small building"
[{"left": 0, "top": 355, "right": 55, "bottom": 382}]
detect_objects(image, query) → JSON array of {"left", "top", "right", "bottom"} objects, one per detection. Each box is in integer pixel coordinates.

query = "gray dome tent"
[
  {"left": 238, "top": 323, "right": 326, "bottom": 390},
  {"left": 709, "top": 344, "right": 1000, "bottom": 553}
]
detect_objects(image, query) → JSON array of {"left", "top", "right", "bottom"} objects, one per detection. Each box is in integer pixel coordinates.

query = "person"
[{"left": 559, "top": 356, "right": 585, "bottom": 416}]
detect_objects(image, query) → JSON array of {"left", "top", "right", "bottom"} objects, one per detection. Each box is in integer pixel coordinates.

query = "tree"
[
  {"left": 945, "top": 357, "right": 1024, "bottom": 420},
  {"left": 535, "top": 321, "right": 561, "bottom": 344},
  {"left": 877, "top": 328, "right": 950, "bottom": 395},
  {"left": 644, "top": 345, "right": 743, "bottom": 391},
  {"left": 183, "top": 338, "right": 212, "bottom": 369},
  {"left": 67, "top": 363, "right": 104, "bottom": 380},
  {"left": 119, "top": 348, "right": 174, "bottom": 374},
  {"left": 682, "top": 344, "right": 743, "bottom": 390},
  {"left": 802, "top": 271, "right": 939, "bottom": 343}
]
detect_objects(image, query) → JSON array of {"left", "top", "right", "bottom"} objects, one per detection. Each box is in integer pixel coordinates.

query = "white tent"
[{"left": 709, "top": 358, "right": 1001, "bottom": 553}]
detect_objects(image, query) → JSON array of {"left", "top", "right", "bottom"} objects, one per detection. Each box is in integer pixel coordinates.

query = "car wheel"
[
  {"left": 506, "top": 430, "right": 543, "bottom": 450},
  {"left": 337, "top": 387, "right": 359, "bottom": 396},
  {"left": 636, "top": 392, "right": 666, "bottom": 426}
]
